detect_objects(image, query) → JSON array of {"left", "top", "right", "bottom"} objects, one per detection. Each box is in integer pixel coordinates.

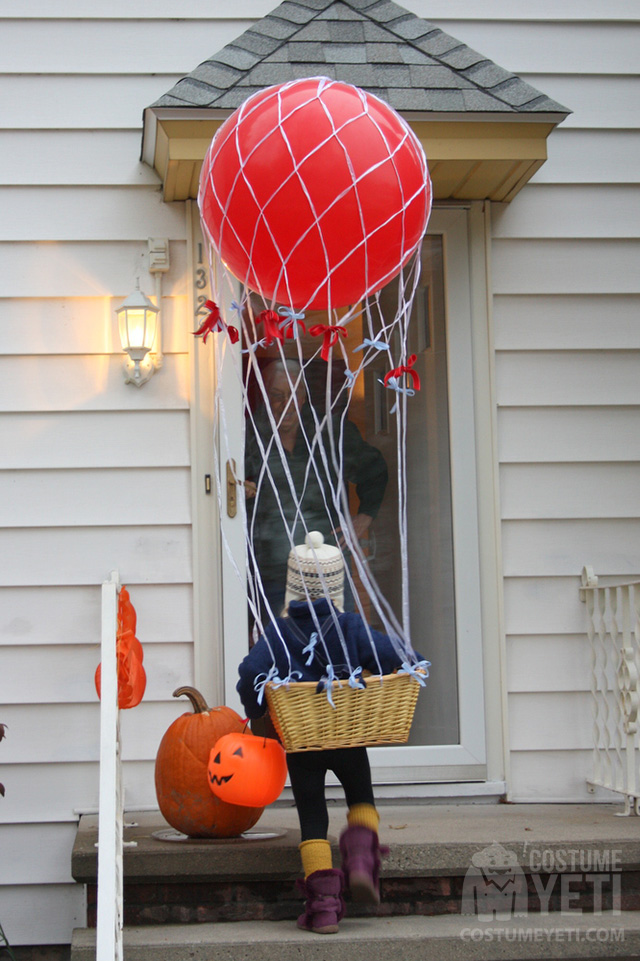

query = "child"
[{"left": 237, "top": 531, "right": 413, "bottom": 935}]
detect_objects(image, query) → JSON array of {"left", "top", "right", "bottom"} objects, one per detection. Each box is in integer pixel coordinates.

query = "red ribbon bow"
[
  {"left": 193, "top": 300, "right": 239, "bottom": 344},
  {"left": 309, "top": 324, "right": 348, "bottom": 361},
  {"left": 384, "top": 353, "right": 421, "bottom": 391},
  {"left": 255, "top": 309, "right": 283, "bottom": 346}
]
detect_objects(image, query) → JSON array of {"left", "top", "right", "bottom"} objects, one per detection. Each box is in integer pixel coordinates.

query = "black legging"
[{"left": 286, "top": 747, "right": 375, "bottom": 841}]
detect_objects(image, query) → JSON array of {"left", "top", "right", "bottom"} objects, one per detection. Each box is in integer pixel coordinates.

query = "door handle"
[{"left": 226, "top": 459, "right": 237, "bottom": 518}]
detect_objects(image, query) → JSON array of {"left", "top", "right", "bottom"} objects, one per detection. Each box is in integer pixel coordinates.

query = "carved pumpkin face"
[{"left": 208, "top": 732, "right": 287, "bottom": 807}]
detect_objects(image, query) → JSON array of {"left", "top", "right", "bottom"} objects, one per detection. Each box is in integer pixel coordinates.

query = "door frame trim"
[{"left": 187, "top": 200, "right": 508, "bottom": 789}]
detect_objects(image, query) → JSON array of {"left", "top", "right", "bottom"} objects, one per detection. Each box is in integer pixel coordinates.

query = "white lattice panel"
[{"left": 581, "top": 566, "right": 640, "bottom": 815}]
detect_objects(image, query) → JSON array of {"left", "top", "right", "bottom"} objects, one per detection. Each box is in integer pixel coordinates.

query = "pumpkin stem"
[{"left": 173, "top": 686, "right": 209, "bottom": 714}]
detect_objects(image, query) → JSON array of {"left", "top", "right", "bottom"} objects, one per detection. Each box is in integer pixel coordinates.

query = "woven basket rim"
[
  {"left": 264, "top": 668, "right": 425, "bottom": 751},
  {"left": 266, "top": 668, "right": 425, "bottom": 694}
]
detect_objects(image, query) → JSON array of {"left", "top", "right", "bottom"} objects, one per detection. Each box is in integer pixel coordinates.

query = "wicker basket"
[{"left": 265, "top": 670, "right": 424, "bottom": 752}]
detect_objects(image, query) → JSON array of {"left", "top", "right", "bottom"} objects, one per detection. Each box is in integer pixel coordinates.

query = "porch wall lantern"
[{"left": 117, "top": 238, "right": 170, "bottom": 387}]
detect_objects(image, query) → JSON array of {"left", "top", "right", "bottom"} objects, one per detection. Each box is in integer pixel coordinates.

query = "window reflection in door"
[
  {"left": 364, "top": 237, "right": 459, "bottom": 747},
  {"left": 241, "top": 300, "right": 389, "bottom": 626},
  {"left": 241, "top": 236, "right": 458, "bottom": 747}
]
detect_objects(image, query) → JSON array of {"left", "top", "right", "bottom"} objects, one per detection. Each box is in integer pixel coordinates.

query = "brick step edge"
[
  {"left": 84, "top": 871, "right": 640, "bottom": 926},
  {"left": 71, "top": 912, "right": 639, "bottom": 961}
]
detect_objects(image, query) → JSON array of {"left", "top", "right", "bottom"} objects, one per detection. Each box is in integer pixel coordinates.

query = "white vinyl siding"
[
  {"left": 7, "top": 0, "right": 637, "bottom": 19},
  {"left": 498, "top": 407, "right": 640, "bottom": 462},
  {"left": 0, "top": 585, "right": 192, "bottom": 649},
  {"left": 0, "top": 10, "right": 196, "bottom": 946},
  {"left": 0, "top": 411, "right": 191, "bottom": 468},
  {"left": 0, "top": 762, "right": 156, "bottom": 825},
  {"left": 0, "top": 0, "right": 637, "bottom": 945},
  {"left": 484, "top": 10, "right": 639, "bottom": 800},
  {"left": 0, "top": 885, "right": 86, "bottom": 946}
]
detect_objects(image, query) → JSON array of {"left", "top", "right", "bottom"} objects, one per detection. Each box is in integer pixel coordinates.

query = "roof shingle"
[{"left": 150, "top": 0, "right": 569, "bottom": 116}]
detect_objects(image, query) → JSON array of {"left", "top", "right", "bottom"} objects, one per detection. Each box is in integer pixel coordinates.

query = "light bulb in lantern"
[{"left": 116, "top": 287, "right": 160, "bottom": 386}]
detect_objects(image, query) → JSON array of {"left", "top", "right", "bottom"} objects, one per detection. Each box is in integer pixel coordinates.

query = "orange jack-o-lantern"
[{"left": 208, "top": 732, "right": 287, "bottom": 807}]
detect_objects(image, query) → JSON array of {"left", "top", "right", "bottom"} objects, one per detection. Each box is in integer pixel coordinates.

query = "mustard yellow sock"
[
  {"left": 347, "top": 803, "right": 380, "bottom": 832},
  {"left": 299, "top": 838, "right": 333, "bottom": 877}
]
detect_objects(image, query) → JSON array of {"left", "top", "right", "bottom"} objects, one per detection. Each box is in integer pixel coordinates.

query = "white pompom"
[{"left": 305, "top": 531, "right": 325, "bottom": 550}]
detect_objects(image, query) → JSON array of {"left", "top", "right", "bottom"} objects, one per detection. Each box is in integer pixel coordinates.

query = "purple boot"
[
  {"left": 296, "top": 868, "right": 345, "bottom": 934},
  {"left": 339, "top": 825, "right": 389, "bottom": 905}
]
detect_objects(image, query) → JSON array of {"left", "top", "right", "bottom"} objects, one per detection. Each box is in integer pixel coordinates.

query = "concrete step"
[
  {"left": 72, "top": 803, "right": 640, "bottom": 885},
  {"left": 71, "top": 804, "right": 640, "bottom": 925},
  {"left": 71, "top": 912, "right": 639, "bottom": 961}
]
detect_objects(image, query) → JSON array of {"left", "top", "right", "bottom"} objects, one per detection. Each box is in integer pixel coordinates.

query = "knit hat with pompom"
[{"left": 284, "top": 531, "right": 344, "bottom": 612}]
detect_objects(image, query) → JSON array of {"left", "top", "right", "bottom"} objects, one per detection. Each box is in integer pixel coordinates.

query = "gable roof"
[
  {"left": 142, "top": 0, "right": 569, "bottom": 203},
  {"left": 151, "top": 0, "right": 568, "bottom": 117}
]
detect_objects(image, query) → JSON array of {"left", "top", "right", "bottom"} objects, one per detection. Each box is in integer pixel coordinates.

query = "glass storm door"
[{"left": 193, "top": 204, "right": 487, "bottom": 785}]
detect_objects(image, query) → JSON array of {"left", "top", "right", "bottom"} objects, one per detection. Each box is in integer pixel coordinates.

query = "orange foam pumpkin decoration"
[
  {"left": 95, "top": 585, "right": 145, "bottom": 709},
  {"left": 154, "top": 687, "right": 264, "bottom": 838},
  {"left": 118, "top": 587, "right": 137, "bottom": 635},
  {"left": 117, "top": 627, "right": 143, "bottom": 663},
  {"left": 95, "top": 646, "right": 146, "bottom": 710},
  {"left": 208, "top": 732, "right": 287, "bottom": 808}
]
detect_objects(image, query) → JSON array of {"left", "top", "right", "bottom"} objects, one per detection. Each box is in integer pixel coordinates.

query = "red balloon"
[
  {"left": 198, "top": 77, "right": 431, "bottom": 310},
  {"left": 207, "top": 732, "right": 287, "bottom": 807}
]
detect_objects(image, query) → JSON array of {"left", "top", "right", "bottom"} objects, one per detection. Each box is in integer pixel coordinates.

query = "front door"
[{"left": 190, "top": 203, "right": 487, "bottom": 785}]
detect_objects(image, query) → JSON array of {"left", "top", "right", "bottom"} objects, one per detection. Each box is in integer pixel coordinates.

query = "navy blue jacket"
[{"left": 236, "top": 598, "right": 405, "bottom": 720}]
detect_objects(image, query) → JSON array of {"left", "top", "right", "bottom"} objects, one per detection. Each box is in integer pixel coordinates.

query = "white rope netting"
[{"left": 197, "top": 77, "right": 432, "bottom": 681}]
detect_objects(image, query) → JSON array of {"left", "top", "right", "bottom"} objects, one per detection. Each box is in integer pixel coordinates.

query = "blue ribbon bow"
[
  {"left": 254, "top": 665, "right": 280, "bottom": 705},
  {"left": 398, "top": 660, "right": 431, "bottom": 686},
  {"left": 379, "top": 376, "right": 416, "bottom": 414},
  {"left": 278, "top": 306, "right": 306, "bottom": 340},
  {"left": 344, "top": 369, "right": 356, "bottom": 386},
  {"left": 230, "top": 300, "right": 245, "bottom": 316},
  {"left": 242, "top": 337, "right": 268, "bottom": 354},
  {"left": 316, "top": 664, "right": 340, "bottom": 708},
  {"left": 253, "top": 666, "right": 302, "bottom": 704},
  {"left": 353, "top": 337, "right": 390, "bottom": 353},
  {"left": 302, "top": 631, "right": 319, "bottom": 666},
  {"left": 347, "top": 666, "right": 366, "bottom": 690}
]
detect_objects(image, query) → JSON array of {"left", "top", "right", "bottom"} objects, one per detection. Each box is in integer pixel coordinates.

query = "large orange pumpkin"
[{"left": 154, "top": 686, "right": 264, "bottom": 838}]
